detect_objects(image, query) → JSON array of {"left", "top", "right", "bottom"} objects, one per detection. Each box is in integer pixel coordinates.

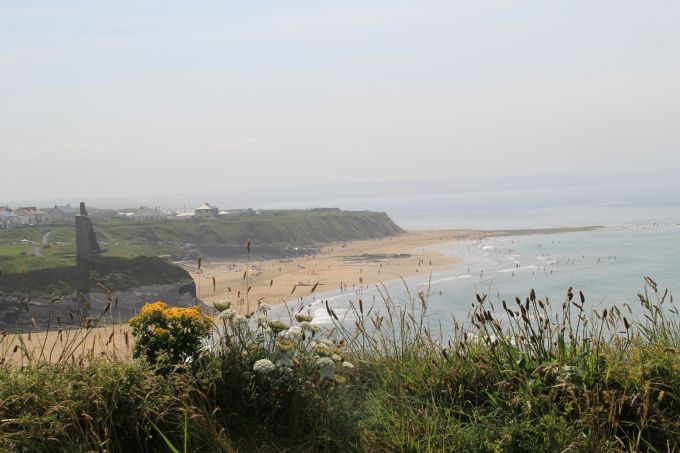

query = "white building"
[
  {"left": 129, "top": 207, "right": 166, "bottom": 221},
  {"left": 0, "top": 209, "right": 18, "bottom": 229},
  {"left": 15, "top": 207, "right": 47, "bottom": 225},
  {"left": 194, "top": 203, "right": 219, "bottom": 219}
]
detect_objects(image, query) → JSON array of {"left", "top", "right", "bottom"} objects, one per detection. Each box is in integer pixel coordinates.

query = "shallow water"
[{"left": 271, "top": 224, "right": 680, "bottom": 330}]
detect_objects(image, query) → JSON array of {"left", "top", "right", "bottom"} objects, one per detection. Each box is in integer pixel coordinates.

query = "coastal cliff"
[
  {"left": 0, "top": 256, "right": 199, "bottom": 332},
  {"left": 0, "top": 280, "right": 198, "bottom": 333}
]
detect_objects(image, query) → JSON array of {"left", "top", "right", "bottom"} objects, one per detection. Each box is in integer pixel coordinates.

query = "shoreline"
[
  {"left": 190, "top": 230, "right": 477, "bottom": 314},
  {"left": 189, "top": 226, "right": 601, "bottom": 314},
  {"left": 5, "top": 226, "right": 602, "bottom": 363}
]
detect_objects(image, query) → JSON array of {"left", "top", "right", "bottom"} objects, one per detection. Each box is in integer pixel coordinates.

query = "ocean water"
[
  {"left": 262, "top": 177, "right": 680, "bottom": 330},
  {"left": 272, "top": 224, "right": 680, "bottom": 330},
  {"left": 242, "top": 176, "right": 680, "bottom": 230}
]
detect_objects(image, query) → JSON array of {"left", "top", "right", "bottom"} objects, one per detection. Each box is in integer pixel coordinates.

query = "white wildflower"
[
  {"left": 218, "top": 308, "right": 236, "bottom": 320},
  {"left": 332, "top": 354, "right": 342, "bottom": 363},
  {"left": 257, "top": 303, "right": 271, "bottom": 315},
  {"left": 320, "top": 339, "right": 334, "bottom": 347},
  {"left": 342, "top": 361, "right": 355, "bottom": 370},
  {"left": 295, "top": 313, "right": 313, "bottom": 323},
  {"left": 276, "top": 356, "right": 294, "bottom": 367},
  {"left": 315, "top": 343, "right": 333, "bottom": 356},
  {"left": 213, "top": 300, "right": 231, "bottom": 312},
  {"left": 253, "top": 359, "right": 276, "bottom": 375},
  {"left": 234, "top": 315, "right": 248, "bottom": 329},
  {"left": 256, "top": 315, "right": 269, "bottom": 327},
  {"left": 298, "top": 321, "right": 313, "bottom": 331},
  {"left": 283, "top": 326, "right": 303, "bottom": 339},
  {"left": 316, "top": 357, "right": 335, "bottom": 380},
  {"left": 253, "top": 330, "right": 266, "bottom": 343}
]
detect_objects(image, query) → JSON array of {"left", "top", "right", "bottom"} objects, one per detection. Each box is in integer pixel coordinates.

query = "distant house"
[
  {"left": 129, "top": 206, "right": 166, "bottom": 222},
  {"left": 194, "top": 203, "right": 219, "bottom": 219},
  {"left": 46, "top": 204, "right": 77, "bottom": 223},
  {"left": 15, "top": 207, "right": 47, "bottom": 225},
  {"left": 0, "top": 208, "right": 18, "bottom": 229}
]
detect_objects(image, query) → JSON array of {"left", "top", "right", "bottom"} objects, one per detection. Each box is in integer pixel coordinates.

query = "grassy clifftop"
[
  {"left": 0, "top": 256, "right": 194, "bottom": 296},
  {"left": 0, "top": 209, "right": 402, "bottom": 273},
  {"left": 98, "top": 209, "right": 402, "bottom": 247},
  {"left": 0, "top": 209, "right": 403, "bottom": 248}
]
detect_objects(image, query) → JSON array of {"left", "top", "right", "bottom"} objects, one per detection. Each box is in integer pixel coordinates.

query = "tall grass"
[
  {"left": 0, "top": 277, "right": 678, "bottom": 452},
  {"left": 329, "top": 276, "right": 680, "bottom": 452}
]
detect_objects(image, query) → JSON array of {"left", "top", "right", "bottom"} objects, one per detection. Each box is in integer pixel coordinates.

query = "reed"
[{"left": 0, "top": 276, "right": 678, "bottom": 452}]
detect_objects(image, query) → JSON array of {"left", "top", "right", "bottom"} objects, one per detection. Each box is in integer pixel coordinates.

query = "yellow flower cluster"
[
  {"left": 141, "top": 301, "right": 168, "bottom": 315},
  {"left": 152, "top": 326, "right": 170, "bottom": 336},
  {"left": 165, "top": 306, "right": 210, "bottom": 323},
  {"left": 129, "top": 301, "right": 211, "bottom": 326},
  {"left": 129, "top": 300, "right": 213, "bottom": 364}
]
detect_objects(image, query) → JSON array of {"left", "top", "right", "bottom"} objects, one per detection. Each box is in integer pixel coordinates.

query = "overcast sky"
[{"left": 1, "top": 1, "right": 679, "bottom": 202}]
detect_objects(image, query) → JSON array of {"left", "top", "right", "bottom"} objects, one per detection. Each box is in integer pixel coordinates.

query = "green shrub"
[{"left": 129, "top": 301, "right": 212, "bottom": 365}]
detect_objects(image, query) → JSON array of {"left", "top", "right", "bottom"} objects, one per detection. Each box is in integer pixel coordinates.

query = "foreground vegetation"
[{"left": 0, "top": 278, "right": 678, "bottom": 452}]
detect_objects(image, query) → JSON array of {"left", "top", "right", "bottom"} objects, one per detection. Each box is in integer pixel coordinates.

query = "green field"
[
  {"left": 0, "top": 242, "right": 179, "bottom": 274},
  {"left": 0, "top": 209, "right": 402, "bottom": 274},
  {"left": 0, "top": 244, "right": 75, "bottom": 274}
]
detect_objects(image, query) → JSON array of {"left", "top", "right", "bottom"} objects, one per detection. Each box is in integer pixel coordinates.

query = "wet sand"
[{"left": 190, "top": 230, "right": 485, "bottom": 314}]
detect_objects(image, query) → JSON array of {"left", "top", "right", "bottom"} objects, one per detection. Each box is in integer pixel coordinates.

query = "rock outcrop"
[{"left": 0, "top": 280, "right": 201, "bottom": 333}]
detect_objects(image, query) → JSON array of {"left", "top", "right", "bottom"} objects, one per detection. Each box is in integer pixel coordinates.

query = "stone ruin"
[
  {"left": 75, "top": 202, "right": 102, "bottom": 262},
  {"left": 0, "top": 202, "right": 201, "bottom": 332}
]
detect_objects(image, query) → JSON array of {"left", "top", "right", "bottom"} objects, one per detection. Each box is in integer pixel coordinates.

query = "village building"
[
  {"left": 129, "top": 206, "right": 167, "bottom": 221},
  {"left": 0, "top": 208, "right": 18, "bottom": 229},
  {"left": 46, "top": 204, "right": 77, "bottom": 223},
  {"left": 194, "top": 203, "right": 219, "bottom": 219},
  {"left": 15, "top": 207, "right": 47, "bottom": 225}
]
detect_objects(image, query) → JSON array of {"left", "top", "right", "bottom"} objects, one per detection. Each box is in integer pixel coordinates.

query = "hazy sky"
[{"left": 2, "top": 1, "right": 679, "bottom": 202}]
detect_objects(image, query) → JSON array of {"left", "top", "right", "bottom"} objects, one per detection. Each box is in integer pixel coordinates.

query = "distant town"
[{"left": 0, "top": 202, "right": 258, "bottom": 229}]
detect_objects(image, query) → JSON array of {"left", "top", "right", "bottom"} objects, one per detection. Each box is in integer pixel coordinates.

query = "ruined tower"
[{"left": 75, "top": 202, "right": 102, "bottom": 262}]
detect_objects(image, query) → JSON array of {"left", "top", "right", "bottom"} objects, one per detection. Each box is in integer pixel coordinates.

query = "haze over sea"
[{"left": 268, "top": 173, "right": 680, "bottom": 328}]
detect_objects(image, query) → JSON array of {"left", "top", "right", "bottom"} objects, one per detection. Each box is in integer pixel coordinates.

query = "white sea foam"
[
  {"left": 311, "top": 307, "right": 351, "bottom": 326},
  {"left": 419, "top": 276, "right": 458, "bottom": 286},
  {"left": 497, "top": 265, "right": 540, "bottom": 273},
  {"left": 497, "top": 268, "right": 516, "bottom": 273}
]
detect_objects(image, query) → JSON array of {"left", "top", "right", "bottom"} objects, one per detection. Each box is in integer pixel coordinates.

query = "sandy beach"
[
  {"left": 6, "top": 230, "right": 482, "bottom": 364},
  {"left": 190, "top": 230, "right": 484, "bottom": 314}
]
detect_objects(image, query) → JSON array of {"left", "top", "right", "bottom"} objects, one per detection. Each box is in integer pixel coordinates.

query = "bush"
[
  {"left": 205, "top": 304, "right": 361, "bottom": 449},
  {"left": 129, "top": 301, "right": 212, "bottom": 365}
]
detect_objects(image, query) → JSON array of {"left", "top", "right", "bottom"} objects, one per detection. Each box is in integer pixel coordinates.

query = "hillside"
[
  {"left": 96, "top": 209, "right": 402, "bottom": 247},
  {"left": 0, "top": 256, "right": 194, "bottom": 296},
  {"left": 0, "top": 209, "right": 402, "bottom": 272}
]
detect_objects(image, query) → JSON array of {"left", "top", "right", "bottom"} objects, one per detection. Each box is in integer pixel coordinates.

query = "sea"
[{"left": 268, "top": 177, "right": 680, "bottom": 330}]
